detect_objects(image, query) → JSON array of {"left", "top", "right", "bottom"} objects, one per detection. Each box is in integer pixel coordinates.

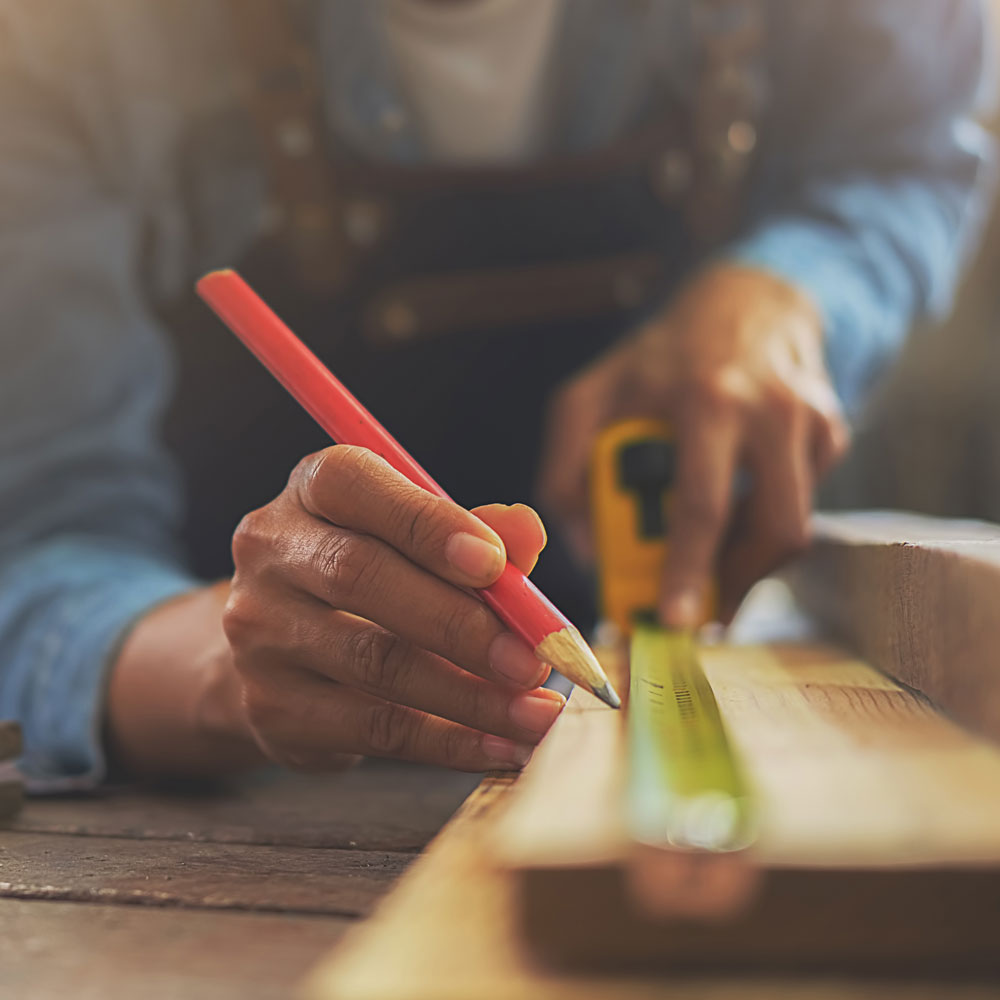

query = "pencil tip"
[
  {"left": 535, "top": 626, "right": 620, "bottom": 708},
  {"left": 592, "top": 681, "right": 622, "bottom": 710}
]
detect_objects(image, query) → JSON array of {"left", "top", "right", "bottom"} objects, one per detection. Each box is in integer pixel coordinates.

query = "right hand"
[{"left": 221, "top": 445, "right": 564, "bottom": 773}]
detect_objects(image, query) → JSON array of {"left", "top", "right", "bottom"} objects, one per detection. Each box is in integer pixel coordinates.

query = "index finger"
[
  {"left": 293, "top": 445, "right": 509, "bottom": 589},
  {"left": 659, "top": 406, "right": 742, "bottom": 627}
]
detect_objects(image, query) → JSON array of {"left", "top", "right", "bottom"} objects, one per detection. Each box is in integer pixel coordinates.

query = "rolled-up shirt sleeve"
[
  {"left": 724, "top": 0, "right": 993, "bottom": 413},
  {"left": 0, "top": 542, "right": 192, "bottom": 791},
  {"left": 0, "top": 6, "right": 196, "bottom": 789}
]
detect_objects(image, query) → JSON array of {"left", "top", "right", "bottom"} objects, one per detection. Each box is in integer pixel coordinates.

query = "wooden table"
[
  {"left": 5, "top": 554, "right": 1000, "bottom": 1000},
  {"left": 0, "top": 761, "right": 479, "bottom": 1000}
]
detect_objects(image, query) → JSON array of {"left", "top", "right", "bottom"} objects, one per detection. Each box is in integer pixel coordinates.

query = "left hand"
[{"left": 538, "top": 264, "right": 849, "bottom": 625}]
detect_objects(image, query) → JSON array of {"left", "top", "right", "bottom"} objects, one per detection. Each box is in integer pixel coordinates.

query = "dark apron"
[{"left": 161, "top": 3, "right": 761, "bottom": 630}]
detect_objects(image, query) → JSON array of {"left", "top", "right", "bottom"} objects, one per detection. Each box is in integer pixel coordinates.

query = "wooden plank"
[
  {"left": 0, "top": 722, "right": 24, "bottom": 821},
  {"left": 502, "top": 642, "right": 1000, "bottom": 870},
  {"left": 13, "top": 759, "right": 478, "bottom": 851},
  {"left": 303, "top": 766, "right": 1000, "bottom": 1000},
  {"left": 786, "top": 511, "right": 1000, "bottom": 744},
  {"left": 492, "top": 642, "right": 1000, "bottom": 971},
  {"left": 0, "top": 780, "right": 23, "bottom": 821},
  {"left": 0, "top": 897, "right": 348, "bottom": 1000},
  {"left": 0, "top": 721, "right": 22, "bottom": 761},
  {"left": 0, "top": 831, "right": 409, "bottom": 917}
]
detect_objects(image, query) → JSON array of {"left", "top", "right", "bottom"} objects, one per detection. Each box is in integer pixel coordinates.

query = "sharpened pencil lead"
[{"left": 592, "top": 681, "right": 622, "bottom": 710}]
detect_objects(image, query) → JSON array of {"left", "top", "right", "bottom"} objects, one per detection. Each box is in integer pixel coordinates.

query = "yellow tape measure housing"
[
  {"left": 590, "top": 418, "right": 715, "bottom": 633},
  {"left": 591, "top": 418, "right": 677, "bottom": 635}
]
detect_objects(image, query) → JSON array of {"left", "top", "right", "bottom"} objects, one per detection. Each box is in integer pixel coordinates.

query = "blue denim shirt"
[{"left": 0, "top": 0, "right": 991, "bottom": 788}]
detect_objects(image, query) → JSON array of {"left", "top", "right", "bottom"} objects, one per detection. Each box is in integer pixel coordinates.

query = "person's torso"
[{"left": 79, "top": 0, "right": 764, "bottom": 621}]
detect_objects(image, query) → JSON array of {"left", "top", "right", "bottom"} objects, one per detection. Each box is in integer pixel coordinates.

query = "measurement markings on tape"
[{"left": 627, "top": 622, "right": 755, "bottom": 852}]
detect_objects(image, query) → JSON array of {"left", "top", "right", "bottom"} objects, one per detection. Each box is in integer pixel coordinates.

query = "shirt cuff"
[{"left": 0, "top": 537, "right": 196, "bottom": 793}]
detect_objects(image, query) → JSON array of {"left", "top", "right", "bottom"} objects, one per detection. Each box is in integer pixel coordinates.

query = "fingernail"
[
  {"left": 489, "top": 633, "right": 545, "bottom": 687},
  {"left": 508, "top": 690, "right": 566, "bottom": 736},
  {"left": 482, "top": 734, "right": 533, "bottom": 769},
  {"left": 445, "top": 532, "right": 505, "bottom": 582},
  {"left": 662, "top": 591, "right": 702, "bottom": 628},
  {"left": 511, "top": 503, "right": 548, "bottom": 547}
]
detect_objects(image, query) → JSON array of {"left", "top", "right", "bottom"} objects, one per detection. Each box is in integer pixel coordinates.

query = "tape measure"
[{"left": 590, "top": 419, "right": 754, "bottom": 853}]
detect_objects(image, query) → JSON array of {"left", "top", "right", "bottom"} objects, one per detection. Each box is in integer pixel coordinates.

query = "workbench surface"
[
  {"left": 4, "top": 569, "right": 999, "bottom": 1000},
  {"left": 0, "top": 762, "right": 479, "bottom": 1000}
]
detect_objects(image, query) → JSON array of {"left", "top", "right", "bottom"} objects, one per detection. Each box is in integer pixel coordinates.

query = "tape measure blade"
[{"left": 627, "top": 623, "right": 754, "bottom": 852}]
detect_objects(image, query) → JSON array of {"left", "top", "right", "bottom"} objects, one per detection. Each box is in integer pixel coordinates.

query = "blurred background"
[{"left": 824, "top": 3, "right": 1000, "bottom": 518}]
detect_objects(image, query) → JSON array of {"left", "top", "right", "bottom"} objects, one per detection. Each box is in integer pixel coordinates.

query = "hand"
[
  {"left": 222, "top": 445, "right": 562, "bottom": 772},
  {"left": 108, "top": 446, "right": 563, "bottom": 779},
  {"left": 539, "top": 265, "right": 849, "bottom": 625}
]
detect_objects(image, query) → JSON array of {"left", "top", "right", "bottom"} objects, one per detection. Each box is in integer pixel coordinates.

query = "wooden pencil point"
[{"left": 535, "top": 625, "right": 621, "bottom": 709}]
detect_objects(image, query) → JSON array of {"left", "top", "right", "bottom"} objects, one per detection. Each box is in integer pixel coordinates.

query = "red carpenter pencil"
[{"left": 196, "top": 269, "right": 620, "bottom": 708}]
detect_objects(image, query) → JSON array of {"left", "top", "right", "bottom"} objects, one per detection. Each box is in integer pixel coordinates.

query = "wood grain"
[
  {"left": 0, "top": 760, "right": 475, "bottom": 997},
  {"left": 785, "top": 511, "right": 1000, "bottom": 744},
  {"left": 494, "top": 642, "right": 1000, "bottom": 970},
  {"left": 499, "top": 642, "right": 1000, "bottom": 868},
  {"left": 0, "top": 898, "right": 348, "bottom": 1000},
  {"left": 12, "top": 759, "right": 478, "bottom": 850},
  {"left": 0, "top": 831, "right": 409, "bottom": 916}
]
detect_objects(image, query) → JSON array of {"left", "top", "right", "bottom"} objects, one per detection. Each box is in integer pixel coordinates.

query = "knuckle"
[
  {"left": 289, "top": 449, "right": 329, "bottom": 510},
  {"left": 296, "top": 444, "right": 384, "bottom": 519},
  {"left": 390, "top": 488, "right": 449, "bottom": 554},
  {"left": 222, "top": 588, "right": 265, "bottom": 650},
  {"left": 289, "top": 448, "right": 322, "bottom": 487},
  {"left": 312, "top": 530, "right": 380, "bottom": 604},
  {"left": 350, "top": 627, "right": 407, "bottom": 696},
  {"left": 439, "top": 723, "right": 471, "bottom": 770},
  {"left": 363, "top": 702, "right": 411, "bottom": 758},
  {"left": 230, "top": 507, "right": 272, "bottom": 569},
  {"left": 690, "top": 370, "right": 743, "bottom": 412},
  {"left": 437, "top": 602, "right": 489, "bottom": 656},
  {"left": 438, "top": 605, "right": 468, "bottom": 652},
  {"left": 458, "top": 682, "right": 493, "bottom": 734}
]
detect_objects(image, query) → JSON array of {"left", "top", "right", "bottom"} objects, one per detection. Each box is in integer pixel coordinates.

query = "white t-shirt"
[{"left": 377, "top": 0, "right": 564, "bottom": 164}]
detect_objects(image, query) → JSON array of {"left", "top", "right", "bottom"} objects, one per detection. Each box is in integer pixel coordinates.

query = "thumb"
[{"left": 473, "top": 503, "right": 548, "bottom": 575}]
